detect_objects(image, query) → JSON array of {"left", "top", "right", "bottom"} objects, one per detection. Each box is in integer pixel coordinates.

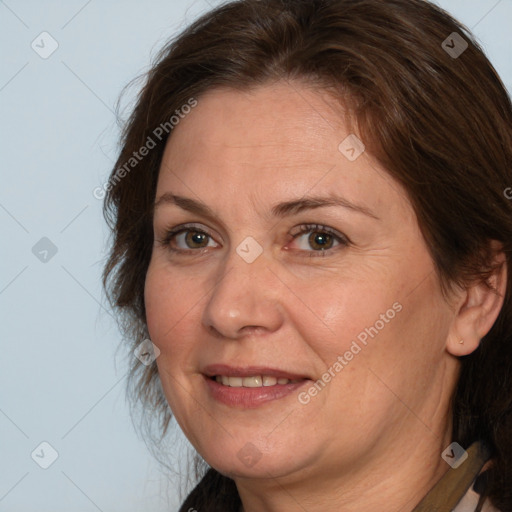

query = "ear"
[{"left": 447, "top": 241, "right": 508, "bottom": 357}]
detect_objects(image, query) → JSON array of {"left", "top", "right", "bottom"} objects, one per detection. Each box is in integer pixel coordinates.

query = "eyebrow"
[{"left": 153, "top": 193, "right": 379, "bottom": 220}]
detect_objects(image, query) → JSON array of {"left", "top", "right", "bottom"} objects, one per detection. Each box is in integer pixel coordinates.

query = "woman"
[{"left": 102, "top": 0, "right": 512, "bottom": 510}]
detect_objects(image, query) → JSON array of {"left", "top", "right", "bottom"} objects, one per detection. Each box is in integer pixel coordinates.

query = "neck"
[{"left": 235, "top": 425, "right": 453, "bottom": 512}]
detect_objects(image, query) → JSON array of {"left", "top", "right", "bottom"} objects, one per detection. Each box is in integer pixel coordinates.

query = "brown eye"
[
  {"left": 184, "top": 231, "right": 210, "bottom": 248},
  {"left": 307, "top": 232, "right": 335, "bottom": 250},
  {"left": 161, "top": 224, "right": 219, "bottom": 253},
  {"left": 289, "top": 223, "right": 349, "bottom": 256}
]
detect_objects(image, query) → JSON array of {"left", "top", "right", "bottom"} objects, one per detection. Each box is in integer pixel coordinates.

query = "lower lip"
[{"left": 204, "top": 375, "right": 310, "bottom": 408}]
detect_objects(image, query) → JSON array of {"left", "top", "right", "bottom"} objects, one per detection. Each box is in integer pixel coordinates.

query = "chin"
[{"left": 200, "top": 436, "right": 313, "bottom": 481}]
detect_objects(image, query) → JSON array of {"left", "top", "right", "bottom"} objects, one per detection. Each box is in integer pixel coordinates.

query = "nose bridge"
[{"left": 202, "top": 241, "right": 283, "bottom": 337}]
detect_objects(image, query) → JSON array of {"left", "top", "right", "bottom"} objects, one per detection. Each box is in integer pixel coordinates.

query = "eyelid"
[
  {"left": 157, "top": 222, "right": 219, "bottom": 247},
  {"left": 157, "top": 222, "right": 350, "bottom": 255},
  {"left": 287, "top": 223, "right": 350, "bottom": 256},
  {"left": 289, "top": 223, "right": 350, "bottom": 242}
]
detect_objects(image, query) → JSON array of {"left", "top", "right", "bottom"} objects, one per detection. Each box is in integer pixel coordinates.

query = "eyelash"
[{"left": 158, "top": 222, "right": 350, "bottom": 257}]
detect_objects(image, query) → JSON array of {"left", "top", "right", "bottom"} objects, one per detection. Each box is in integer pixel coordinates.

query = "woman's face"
[{"left": 145, "top": 81, "right": 459, "bottom": 482}]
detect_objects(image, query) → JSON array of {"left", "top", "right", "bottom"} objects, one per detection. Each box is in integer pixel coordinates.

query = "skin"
[{"left": 144, "top": 80, "right": 507, "bottom": 512}]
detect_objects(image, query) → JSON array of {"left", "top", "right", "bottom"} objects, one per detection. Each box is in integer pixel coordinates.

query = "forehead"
[
  {"left": 161, "top": 81, "right": 347, "bottom": 170},
  {"left": 156, "top": 81, "right": 405, "bottom": 220}
]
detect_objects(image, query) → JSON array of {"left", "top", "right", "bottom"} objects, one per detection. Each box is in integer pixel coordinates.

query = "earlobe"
[
  {"left": 446, "top": 245, "right": 507, "bottom": 357},
  {"left": 447, "top": 307, "right": 485, "bottom": 356}
]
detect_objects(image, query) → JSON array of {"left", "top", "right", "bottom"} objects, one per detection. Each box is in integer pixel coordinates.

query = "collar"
[{"left": 412, "top": 441, "right": 491, "bottom": 512}]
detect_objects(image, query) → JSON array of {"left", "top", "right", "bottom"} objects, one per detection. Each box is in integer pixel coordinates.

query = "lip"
[
  {"left": 203, "top": 375, "right": 310, "bottom": 408},
  {"left": 202, "top": 364, "right": 310, "bottom": 381},
  {"left": 202, "top": 364, "right": 311, "bottom": 408}
]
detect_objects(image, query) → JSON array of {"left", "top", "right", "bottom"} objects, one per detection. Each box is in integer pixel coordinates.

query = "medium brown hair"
[{"left": 102, "top": 0, "right": 512, "bottom": 509}]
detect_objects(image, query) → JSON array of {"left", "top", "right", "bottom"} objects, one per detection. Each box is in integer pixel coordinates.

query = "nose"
[{"left": 202, "top": 245, "right": 284, "bottom": 339}]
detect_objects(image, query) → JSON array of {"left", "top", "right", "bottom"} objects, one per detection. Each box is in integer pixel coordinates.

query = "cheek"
[
  {"left": 290, "top": 259, "right": 443, "bottom": 410},
  {"left": 144, "top": 263, "right": 200, "bottom": 352},
  {"left": 292, "top": 274, "right": 401, "bottom": 357},
  {"left": 144, "top": 267, "right": 170, "bottom": 343},
  {"left": 144, "top": 264, "right": 204, "bottom": 420}
]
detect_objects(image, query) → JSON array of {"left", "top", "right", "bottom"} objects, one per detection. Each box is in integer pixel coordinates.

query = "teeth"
[
  {"left": 244, "top": 376, "right": 262, "bottom": 387},
  {"left": 263, "top": 376, "right": 277, "bottom": 386},
  {"left": 224, "top": 376, "right": 241, "bottom": 386},
  {"left": 214, "top": 375, "right": 301, "bottom": 387}
]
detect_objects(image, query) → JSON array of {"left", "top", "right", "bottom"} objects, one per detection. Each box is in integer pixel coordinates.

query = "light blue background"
[{"left": 1, "top": 1, "right": 510, "bottom": 511}]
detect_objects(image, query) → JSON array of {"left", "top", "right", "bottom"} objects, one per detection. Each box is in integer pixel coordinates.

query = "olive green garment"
[{"left": 412, "top": 441, "right": 499, "bottom": 512}]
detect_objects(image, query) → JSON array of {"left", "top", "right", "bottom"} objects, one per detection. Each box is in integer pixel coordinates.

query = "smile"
[
  {"left": 204, "top": 375, "right": 310, "bottom": 408},
  {"left": 213, "top": 375, "right": 304, "bottom": 387}
]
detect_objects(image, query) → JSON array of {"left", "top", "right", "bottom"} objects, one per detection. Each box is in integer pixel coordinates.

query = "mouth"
[
  {"left": 202, "top": 364, "right": 311, "bottom": 408},
  {"left": 202, "top": 364, "right": 310, "bottom": 384},
  {"left": 209, "top": 375, "right": 305, "bottom": 387}
]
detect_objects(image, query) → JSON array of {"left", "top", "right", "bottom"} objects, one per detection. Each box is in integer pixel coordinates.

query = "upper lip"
[{"left": 202, "top": 364, "right": 311, "bottom": 380}]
